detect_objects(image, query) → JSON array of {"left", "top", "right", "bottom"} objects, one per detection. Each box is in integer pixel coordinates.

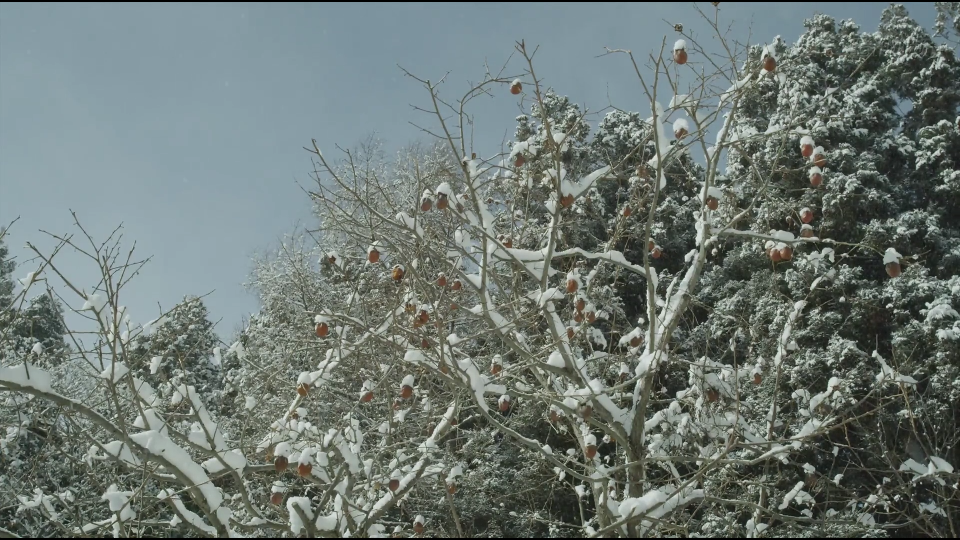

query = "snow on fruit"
[
  {"left": 400, "top": 374, "right": 415, "bottom": 399},
  {"left": 809, "top": 167, "right": 823, "bottom": 187},
  {"left": 445, "top": 467, "right": 462, "bottom": 494},
  {"left": 702, "top": 186, "right": 723, "bottom": 211},
  {"left": 812, "top": 146, "right": 827, "bottom": 168},
  {"left": 884, "top": 247, "right": 903, "bottom": 278},
  {"left": 673, "top": 39, "right": 688, "bottom": 64},
  {"left": 585, "top": 434, "right": 598, "bottom": 459},
  {"left": 673, "top": 118, "right": 689, "bottom": 139},
  {"left": 360, "top": 380, "right": 374, "bottom": 402},
  {"left": 766, "top": 241, "right": 782, "bottom": 262},
  {"left": 510, "top": 79, "right": 522, "bottom": 95},
  {"left": 566, "top": 271, "right": 580, "bottom": 294}
]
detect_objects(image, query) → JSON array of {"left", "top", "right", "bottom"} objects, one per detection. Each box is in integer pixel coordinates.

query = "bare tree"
[{"left": 3, "top": 5, "right": 957, "bottom": 538}]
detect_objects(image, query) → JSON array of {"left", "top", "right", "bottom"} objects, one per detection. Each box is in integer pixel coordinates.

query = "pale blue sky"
[{"left": 0, "top": 2, "right": 936, "bottom": 340}]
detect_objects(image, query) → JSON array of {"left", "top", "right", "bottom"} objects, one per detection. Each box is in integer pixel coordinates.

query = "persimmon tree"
[{"left": 3, "top": 4, "right": 958, "bottom": 538}]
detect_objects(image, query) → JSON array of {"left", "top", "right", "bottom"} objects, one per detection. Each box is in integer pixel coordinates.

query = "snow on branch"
[{"left": 1, "top": 365, "right": 232, "bottom": 534}]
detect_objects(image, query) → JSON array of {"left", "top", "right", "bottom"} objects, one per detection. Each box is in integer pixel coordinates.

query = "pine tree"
[
  {"left": 0, "top": 235, "right": 76, "bottom": 537},
  {"left": 0, "top": 234, "right": 14, "bottom": 310},
  {"left": 0, "top": 234, "right": 18, "bottom": 353},
  {"left": 0, "top": 233, "right": 69, "bottom": 365},
  {"left": 9, "top": 293, "right": 68, "bottom": 364},
  {"left": 935, "top": 2, "right": 960, "bottom": 40},
  {"left": 686, "top": 7, "right": 960, "bottom": 534},
  {"left": 130, "top": 296, "right": 222, "bottom": 407}
]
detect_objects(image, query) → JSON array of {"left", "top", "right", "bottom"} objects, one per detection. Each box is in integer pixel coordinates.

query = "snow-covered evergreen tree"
[
  {"left": 7, "top": 294, "right": 69, "bottom": 363},
  {"left": 0, "top": 234, "right": 14, "bottom": 311},
  {"left": 683, "top": 7, "right": 960, "bottom": 535},
  {"left": 0, "top": 231, "right": 79, "bottom": 538},
  {"left": 935, "top": 1, "right": 960, "bottom": 40},
  {"left": 0, "top": 232, "right": 69, "bottom": 365},
  {"left": 130, "top": 296, "right": 222, "bottom": 408}
]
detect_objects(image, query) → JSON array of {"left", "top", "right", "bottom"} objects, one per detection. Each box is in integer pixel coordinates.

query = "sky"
[{"left": 0, "top": 2, "right": 938, "bottom": 341}]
